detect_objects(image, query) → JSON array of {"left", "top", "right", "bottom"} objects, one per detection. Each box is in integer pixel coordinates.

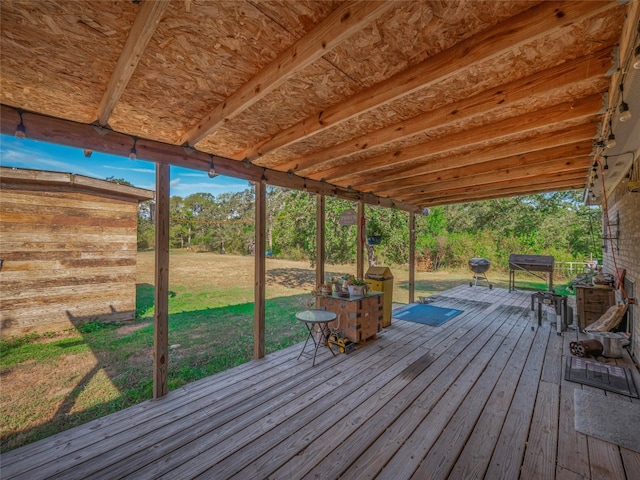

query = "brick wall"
[{"left": 601, "top": 178, "right": 640, "bottom": 359}]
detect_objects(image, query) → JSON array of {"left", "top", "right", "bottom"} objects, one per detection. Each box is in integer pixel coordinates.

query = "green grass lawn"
[
  {"left": 0, "top": 289, "right": 311, "bottom": 452},
  {"left": 1, "top": 252, "right": 574, "bottom": 452}
]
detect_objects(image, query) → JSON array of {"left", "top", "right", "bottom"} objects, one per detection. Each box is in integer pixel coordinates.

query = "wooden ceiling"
[{"left": 1, "top": 0, "right": 638, "bottom": 212}]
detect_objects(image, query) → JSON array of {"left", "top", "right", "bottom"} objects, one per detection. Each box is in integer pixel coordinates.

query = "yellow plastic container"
[{"left": 365, "top": 266, "right": 394, "bottom": 327}]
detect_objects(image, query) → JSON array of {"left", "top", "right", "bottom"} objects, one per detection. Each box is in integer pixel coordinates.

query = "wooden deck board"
[
  {"left": 520, "top": 324, "right": 563, "bottom": 480},
  {"left": 556, "top": 330, "right": 591, "bottom": 479},
  {"left": 409, "top": 309, "right": 529, "bottom": 480},
  {"left": 448, "top": 316, "right": 536, "bottom": 479},
  {"left": 230, "top": 299, "right": 492, "bottom": 480},
  {"left": 374, "top": 307, "right": 525, "bottom": 479},
  {"left": 2, "top": 285, "right": 637, "bottom": 480},
  {"left": 304, "top": 303, "right": 522, "bottom": 480},
  {"left": 483, "top": 312, "right": 551, "bottom": 480}
]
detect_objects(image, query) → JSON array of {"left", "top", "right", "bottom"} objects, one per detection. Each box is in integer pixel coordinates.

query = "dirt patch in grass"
[
  {"left": 137, "top": 251, "right": 320, "bottom": 292},
  {"left": 116, "top": 321, "right": 151, "bottom": 337}
]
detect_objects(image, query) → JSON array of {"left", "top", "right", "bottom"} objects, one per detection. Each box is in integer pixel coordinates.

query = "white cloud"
[
  {"left": 0, "top": 142, "right": 94, "bottom": 176},
  {"left": 102, "top": 165, "right": 155, "bottom": 175}
]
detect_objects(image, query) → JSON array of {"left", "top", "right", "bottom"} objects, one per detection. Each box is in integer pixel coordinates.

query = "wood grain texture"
[
  {"left": 179, "top": 1, "right": 395, "bottom": 146},
  {"left": 97, "top": 0, "right": 170, "bottom": 125},
  {"left": 315, "top": 194, "right": 325, "bottom": 305},
  {"left": 274, "top": 48, "right": 612, "bottom": 173},
  {"left": 314, "top": 94, "right": 602, "bottom": 182},
  {"left": 249, "top": 1, "right": 616, "bottom": 159},
  {"left": 520, "top": 380, "right": 561, "bottom": 480},
  {"left": 153, "top": 162, "right": 170, "bottom": 398},
  {"left": 345, "top": 123, "right": 597, "bottom": 189},
  {"left": 0, "top": 176, "right": 145, "bottom": 335},
  {"left": 557, "top": 331, "right": 591, "bottom": 478},
  {"left": 254, "top": 180, "right": 266, "bottom": 359}
]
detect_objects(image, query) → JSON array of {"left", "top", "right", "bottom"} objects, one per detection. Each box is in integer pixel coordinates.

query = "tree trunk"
[{"left": 367, "top": 244, "right": 377, "bottom": 267}]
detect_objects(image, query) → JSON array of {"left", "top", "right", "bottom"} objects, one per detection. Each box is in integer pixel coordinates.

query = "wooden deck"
[{"left": 3, "top": 286, "right": 639, "bottom": 479}]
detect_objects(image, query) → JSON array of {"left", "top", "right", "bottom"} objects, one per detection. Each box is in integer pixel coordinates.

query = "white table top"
[{"left": 296, "top": 309, "right": 337, "bottom": 323}]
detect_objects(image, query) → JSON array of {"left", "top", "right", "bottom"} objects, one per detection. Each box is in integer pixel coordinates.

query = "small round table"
[{"left": 296, "top": 309, "right": 337, "bottom": 366}]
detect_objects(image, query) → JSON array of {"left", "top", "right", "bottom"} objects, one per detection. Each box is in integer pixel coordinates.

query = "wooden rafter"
[
  {"left": 178, "top": 1, "right": 395, "bottom": 147},
  {"left": 97, "top": 0, "right": 170, "bottom": 126},
  {"left": 406, "top": 171, "right": 587, "bottom": 204},
  {"left": 424, "top": 185, "right": 585, "bottom": 207},
  {"left": 360, "top": 142, "right": 592, "bottom": 192},
  {"left": 408, "top": 168, "right": 588, "bottom": 196},
  {"left": 379, "top": 157, "right": 591, "bottom": 198},
  {"left": 345, "top": 122, "right": 598, "bottom": 189},
  {"left": 315, "top": 93, "right": 602, "bottom": 182},
  {"left": 274, "top": 48, "right": 612, "bottom": 173},
  {"left": 244, "top": 1, "right": 616, "bottom": 160},
  {"left": 421, "top": 175, "right": 584, "bottom": 207}
]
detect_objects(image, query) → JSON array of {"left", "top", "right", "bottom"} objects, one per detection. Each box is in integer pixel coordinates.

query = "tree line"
[{"left": 134, "top": 181, "right": 602, "bottom": 272}]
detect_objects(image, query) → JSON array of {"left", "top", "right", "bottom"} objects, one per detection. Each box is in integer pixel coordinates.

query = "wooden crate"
[
  {"left": 318, "top": 294, "right": 382, "bottom": 344},
  {"left": 575, "top": 286, "right": 616, "bottom": 330}
]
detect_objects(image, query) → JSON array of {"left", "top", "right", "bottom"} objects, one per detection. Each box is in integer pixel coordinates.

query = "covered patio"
[{"left": 3, "top": 286, "right": 639, "bottom": 479}]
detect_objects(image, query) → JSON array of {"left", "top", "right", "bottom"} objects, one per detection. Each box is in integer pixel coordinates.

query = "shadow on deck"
[{"left": 2, "top": 285, "right": 639, "bottom": 479}]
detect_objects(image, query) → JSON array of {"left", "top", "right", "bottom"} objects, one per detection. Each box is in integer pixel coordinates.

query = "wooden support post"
[
  {"left": 409, "top": 212, "right": 416, "bottom": 304},
  {"left": 153, "top": 162, "right": 169, "bottom": 398},
  {"left": 254, "top": 180, "right": 266, "bottom": 359},
  {"left": 316, "top": 194, "right": 325, "bottom": 307},
  {"left": 357, "top": 201, "right": 365, "bottom": 279}
]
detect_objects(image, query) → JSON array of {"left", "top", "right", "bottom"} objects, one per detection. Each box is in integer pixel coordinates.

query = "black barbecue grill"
[{"left": 469, "top": 257, "right": 493, "bottom": 289}]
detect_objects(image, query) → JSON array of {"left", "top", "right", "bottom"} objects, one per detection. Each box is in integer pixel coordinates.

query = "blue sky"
[{"left": 0, "top": 134, "right": 250, "bottom": 197}]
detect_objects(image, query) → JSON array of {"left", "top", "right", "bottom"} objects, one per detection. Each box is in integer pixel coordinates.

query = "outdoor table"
[{"left": 296, "top": 309, "right": 337, "bottom": 366}]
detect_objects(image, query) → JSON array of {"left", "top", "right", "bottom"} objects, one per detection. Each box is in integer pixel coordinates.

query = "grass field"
[{"left": 0, "top": 251, "right": 569, "bottom": 452}]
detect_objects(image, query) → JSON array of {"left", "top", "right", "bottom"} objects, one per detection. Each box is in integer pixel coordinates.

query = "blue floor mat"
[{"left": 393, "top": 303, "right": 463, "bottom": 326}]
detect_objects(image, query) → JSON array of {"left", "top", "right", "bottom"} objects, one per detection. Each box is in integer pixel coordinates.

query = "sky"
[{"left": 0, "top": 134, "right": 250, "bottom": 197}]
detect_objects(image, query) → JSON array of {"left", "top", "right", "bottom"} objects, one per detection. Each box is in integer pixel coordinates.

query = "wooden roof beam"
[
  {"left": 345, "top": 122, "right": 598, "bottom": 189},
  {"left": 317, "top": 93, "right": 602, "bottom": 183},
  {"left": 401, "top": 170, "right": 587, "bottom": 203},
  {"left": 97, "top": 0, "right": 170, "bottom": 127},
  {"left": 357, "top": 142, "right": 592, "bottom": 192},
  {"left": 244, "top": 1, "right": 616, "bottom": 160},
  {"left": 177, "top": 1, "right": 395, "bottom": 147},
  {"left": 377, "top": 157, "right": 591, "bottom": 198},
  {"left": 422, "top": 183, "right": 585, "bottom": 207},
  {"left": 418, "top": 176, "right": 586, "bottom": 207},
  {"left": 0, "top": 105, "right": 421, "bottom": 214},
  {"left": 274, "top": 48, "right": 612, "bottom": 173}
]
